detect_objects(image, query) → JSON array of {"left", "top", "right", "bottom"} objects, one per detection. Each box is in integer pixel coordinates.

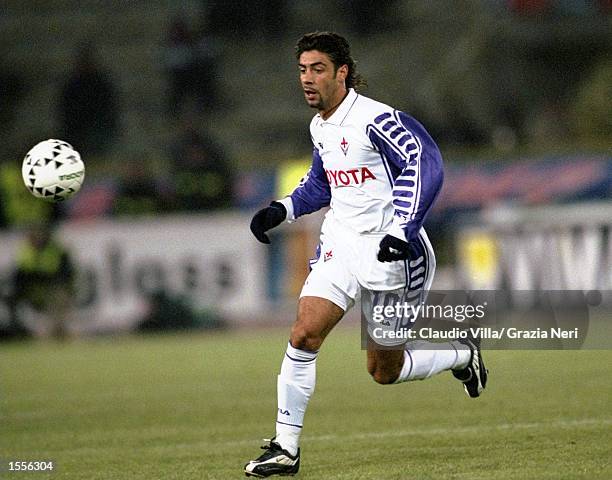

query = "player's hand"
[
  {"left": 377, "top": 234, "right": 415, "bottom": 262},
  {"left": 250, "top": 201, "right": 287, "bottom": 244}
]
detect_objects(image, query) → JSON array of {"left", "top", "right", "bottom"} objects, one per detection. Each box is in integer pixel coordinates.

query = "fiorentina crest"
[{"left": 340, "top": 137, "right": 349, "bottom": 156}]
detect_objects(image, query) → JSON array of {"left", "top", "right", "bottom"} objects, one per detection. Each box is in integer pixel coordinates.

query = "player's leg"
[
  {"left": 289, "top": 295, "right": 345, "bottom": 351},
  {"left": 364, "top": 230, "right": 487, "bottom": 394},
  {"left": 245, "top": 215, "right": 360, "bottom": 479},
  {"left": 451, "top": 335, "right": 488, "bottom": 398},
  {"left": 244, "top": 296, "right": 344, "bottom": 478},
  {"left": 371, "top": 330, "right": 487, "bottom": 397},
  {"left": 366, "top": 345, "right": 404, "bottom": 384},
  {"left": 416, "top": 231, "right": 488, "bottom": 396},
  {"left": 366, "top": 339, "right": 471, "bottom": 384},
  {"left": 277, "top": 296, "right": 344, "bottom": 451},
  {"left": 245, "top": 235, "right": 357, "bottom": 478}
]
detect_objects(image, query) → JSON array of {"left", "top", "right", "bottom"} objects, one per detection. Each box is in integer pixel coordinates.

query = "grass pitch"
[{"left": 1, "top": 327, "right": 611, "bottom": 479}]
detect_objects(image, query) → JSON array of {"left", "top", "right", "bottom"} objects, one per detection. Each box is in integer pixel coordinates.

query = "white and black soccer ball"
[{"left": 22, "top": 139, "right": 85, "bottom": 202}]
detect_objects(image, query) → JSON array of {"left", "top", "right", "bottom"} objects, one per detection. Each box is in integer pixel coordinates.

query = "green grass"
[{"left": 1, "top": 327, "right": 611, "bottom": 479}]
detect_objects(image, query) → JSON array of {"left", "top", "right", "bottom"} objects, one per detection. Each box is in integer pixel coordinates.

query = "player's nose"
[{"left": 301, "top": 71, "right": 314, "bottom": 83}]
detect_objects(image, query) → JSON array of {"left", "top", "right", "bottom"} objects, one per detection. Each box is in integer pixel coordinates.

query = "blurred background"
[{"left": 0, "top": 0, "right": 610, "bottom": 339}]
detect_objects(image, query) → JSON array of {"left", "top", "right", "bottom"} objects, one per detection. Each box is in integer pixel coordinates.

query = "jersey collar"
[{"left": 319, "top": 88, "right": 358, "bottom": 126}]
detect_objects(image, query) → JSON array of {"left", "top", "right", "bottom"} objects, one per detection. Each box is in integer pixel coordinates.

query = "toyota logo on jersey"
[{"left": 325, "top": 167, "right": 376, "bottom": 187}]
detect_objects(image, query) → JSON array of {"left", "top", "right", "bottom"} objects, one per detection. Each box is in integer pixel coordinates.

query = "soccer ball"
[{"left": 22, "top": 139, "right": 85, "bottom": 202}]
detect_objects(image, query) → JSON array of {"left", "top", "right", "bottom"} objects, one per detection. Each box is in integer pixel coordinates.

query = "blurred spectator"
[
  {"left": 257, "top": 0, "right": 288, "bottom": 40},
  {"left": 0, "top": 158, "right": 58, "bottom": 229},
  {"left": 191, "top": 21, "right": 222, "bottom": 110},
  {"left": 11, "top": 223, "right": 76, "bottom": 339},
  {"left": 169, "top": 119, "right": 233, "bottom": 211},
  {"left": 58, "top": 43, "right": 120, "bottom": 156},
  {"left": 206, "top": 0, "right": 287, "bottom": 40},
  {"left": 570, "top": 58, "right": 612, "bottom": 140},
  {"left": 113, "top": 153, "right": 169, "bottom": 216},
  {"left": 138, "top": 289, "right": 226, "bottom": 332},
  {"left": 163, "top": 17, "right": 196, "bottom": 115},
  {"left": 162, "top": 16, "right": 220, "bottom": 115},
  {"left": 337, "top": 0, "right": 398, "bottom": 36}
]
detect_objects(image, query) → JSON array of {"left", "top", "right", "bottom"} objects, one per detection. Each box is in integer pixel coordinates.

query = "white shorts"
[{"left": 300, "top": 215, "right": 436, "bottom": 314}]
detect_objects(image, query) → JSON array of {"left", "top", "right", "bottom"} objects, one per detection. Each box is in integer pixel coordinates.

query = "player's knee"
[
  {"left": 368, "top": 364, "right": 400, "bottom": 385},
  {"left": 290, "top": 325, "right": 323, "bottom": 352},
  {"left": 371, "top": 368, "right": 399, "bottom": 385}
]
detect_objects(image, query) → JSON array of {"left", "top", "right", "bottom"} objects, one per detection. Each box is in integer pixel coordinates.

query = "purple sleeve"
[
  {"left": 290, "top": 147, "right": 331, "bottom": 218},
  {"left": 367, "top": 110, "right": 444, "bottom": 241}
]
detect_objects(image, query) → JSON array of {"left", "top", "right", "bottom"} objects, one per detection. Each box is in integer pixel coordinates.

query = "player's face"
[{"left": 299, "top": 50, "right": 348, "bottom": 118}]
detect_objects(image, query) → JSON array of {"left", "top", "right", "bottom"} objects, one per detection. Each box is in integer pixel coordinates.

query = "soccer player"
[{"left": 245, "top": 32, "right": 487, "bottom": 478}]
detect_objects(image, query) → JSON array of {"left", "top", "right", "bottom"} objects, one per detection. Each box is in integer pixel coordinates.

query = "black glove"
[
  {"left": 250, "top": 201, "right": 287, "bottom": 244},
  {"left": 377, "top": 234, "right": 416, "bottom": 262}
]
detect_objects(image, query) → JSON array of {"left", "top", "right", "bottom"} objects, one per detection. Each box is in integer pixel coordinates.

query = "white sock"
[
  {"left": 275, "top": 343, "right": 317, "bottom": 456},
  {"left": 394, "top": 340, "right": 470, "bottom": 383}
]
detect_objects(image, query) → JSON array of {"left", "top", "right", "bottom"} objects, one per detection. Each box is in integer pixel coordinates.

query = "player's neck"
[{"left": 320, "top": 88, "right": 348, "bottom": 120}]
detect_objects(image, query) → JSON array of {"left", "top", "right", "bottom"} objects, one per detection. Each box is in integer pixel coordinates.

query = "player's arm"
[
  {"left": 250, "top": 147, "right": 330, "bottom": 244},
  {"left": 282, "top": 147, "right": 331, "bottom": 220},
  {"left": 367, "top": 110, "right": 444, "bottom": 261}
]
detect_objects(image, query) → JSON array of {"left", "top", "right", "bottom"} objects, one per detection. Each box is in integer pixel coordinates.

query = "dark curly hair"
[{"left": 295, "top": 31, "right": 366, "bottom": 91}]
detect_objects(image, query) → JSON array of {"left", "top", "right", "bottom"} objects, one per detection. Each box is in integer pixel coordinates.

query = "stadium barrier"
[
  {"left": 0, "top": 213, "right": 268, "bottom": 334},
  {"left": 457, "top": 201, "right": 612, "bottom": 303}
]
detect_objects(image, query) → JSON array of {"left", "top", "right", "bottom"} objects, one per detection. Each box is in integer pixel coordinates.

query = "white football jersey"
[{"left": 280, "top": 88, "right": 444, "bottom": 242}]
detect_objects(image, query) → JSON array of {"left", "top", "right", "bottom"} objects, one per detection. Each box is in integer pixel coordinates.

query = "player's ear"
[{"left": 337, "top": 64, "right": 348, "bottom": 83}]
